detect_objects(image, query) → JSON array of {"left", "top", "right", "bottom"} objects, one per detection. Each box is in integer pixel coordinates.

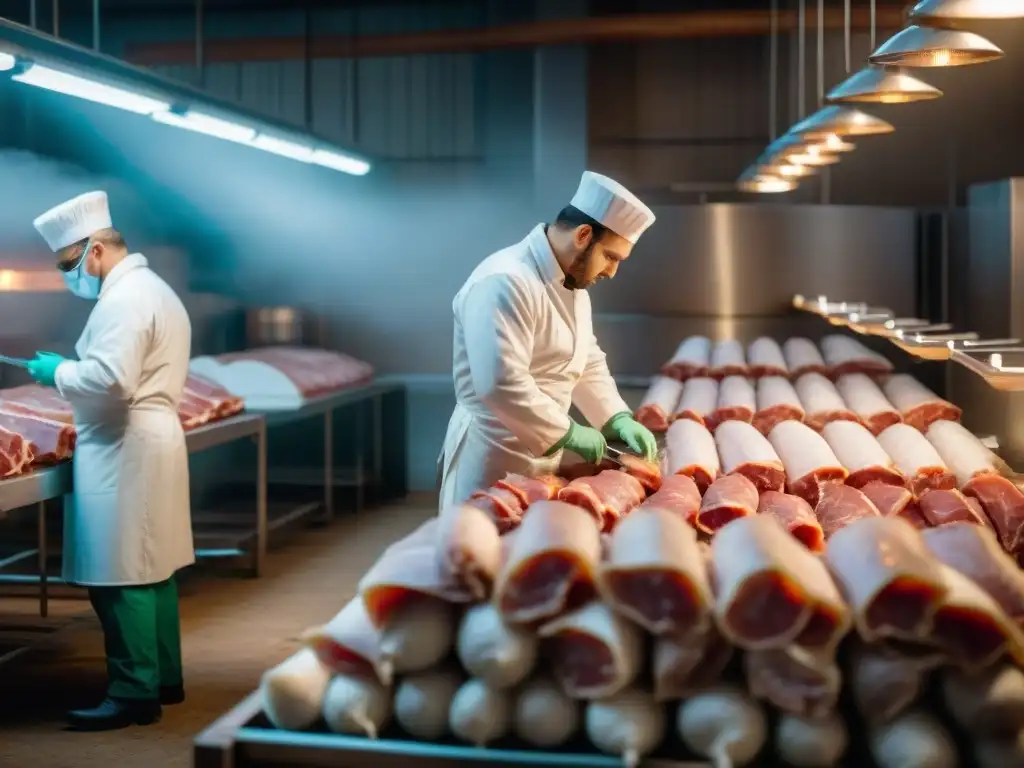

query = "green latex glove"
[
  {"left": 603, "top": 412, "right": 658, "bottom": 462},
  {"left": 562, "top": 421, "right": 607, "bottom": 465},
  {"left": 26, "top": 350, "right": 66, "bottom": 388}
]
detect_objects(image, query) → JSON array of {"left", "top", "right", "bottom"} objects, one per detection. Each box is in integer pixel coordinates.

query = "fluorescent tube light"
[
  {"left": 152, "top": 109, "right": 256, "bottom": 143},
  {"left": 12, "top": 63, "right": 169, "bottom": 114},
  {"left": 251, "top": 134, "right": 314, "bottom": 161},
  {"left": 0, "top": 53, "right": 14, "bottom": 71},
  {"left": 311, "top": 149, "right": 371, "bottom": 176}
]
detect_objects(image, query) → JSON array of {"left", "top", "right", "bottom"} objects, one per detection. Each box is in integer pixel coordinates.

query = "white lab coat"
[
  {"left": 55, "top": 253, "right": 195, "bottom": 586},
  {"left": 438, "top": 225, "right": 629, "bottom": 509}
]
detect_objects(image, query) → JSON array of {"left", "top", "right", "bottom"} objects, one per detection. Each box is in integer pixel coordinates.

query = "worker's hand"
[
  {"left": 603, "top": 412, "right": 658, "bottom": 462},
  {"left": 563, "top": 421, "right": 607, "bottom": 465},
  {"left": 26, "top": 350, "right": 65, "bottom": 388}
]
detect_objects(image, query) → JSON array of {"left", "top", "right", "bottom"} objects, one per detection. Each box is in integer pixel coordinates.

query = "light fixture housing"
[
  {"left": 791, "top": 106, "right": 895, "bottom": 139},
  {"left": 827, "top": 66, "right": 943, "bottom": 104},
  {"left": 869, "top": 25, "right": 1004, "bottom": 68},
  {"left": 736, "top": 175, "right": 799, "bottom": 194},
  {"left": 910, "top": 0, "right": 1024, "bottom": 26},
  {"left": 759, "top": 161, "right": 818, "bottom": 179},
  {"left": 816, "top": 134, "right": 856, "bottom": 153}
]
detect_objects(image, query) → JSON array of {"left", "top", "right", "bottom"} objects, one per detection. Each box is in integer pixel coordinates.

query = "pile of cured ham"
[
  {"left": 0, "top": 373, "right": 244, "bottom": 478},
  {"left": 258, "top": 421, "right": 1024, "bottom": 767}
]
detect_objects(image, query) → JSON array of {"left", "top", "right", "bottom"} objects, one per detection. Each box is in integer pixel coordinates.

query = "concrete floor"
[{"left": 0, "top": 494, "right": 435, "bottom": 768}]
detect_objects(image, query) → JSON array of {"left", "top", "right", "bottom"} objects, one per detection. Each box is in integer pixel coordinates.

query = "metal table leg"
[
  {"left": 254, "top": 423, "right": 267, "bottom": 578},
  {"left": 38, "top": 500, "right": 48, "bottom": 618},
  {"left": 323, "top": 409, "right": 334, "bottom": 523}
]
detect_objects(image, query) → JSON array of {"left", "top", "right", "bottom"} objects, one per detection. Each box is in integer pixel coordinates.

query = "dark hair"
[{"left": 553, "top": 205, "right": 609, "bottom": 240}]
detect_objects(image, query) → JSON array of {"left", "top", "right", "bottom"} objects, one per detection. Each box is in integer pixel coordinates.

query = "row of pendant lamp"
[{"left": 738, "top": 0, "right": 1023, "bottom": 194}]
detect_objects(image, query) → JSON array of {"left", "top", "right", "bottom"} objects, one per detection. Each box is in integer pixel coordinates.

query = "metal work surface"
[{"left": 0, "top": 463, "right": 71, "bottom": 514}]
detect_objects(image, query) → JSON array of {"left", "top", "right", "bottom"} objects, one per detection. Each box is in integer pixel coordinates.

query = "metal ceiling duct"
[
  {"left": 910, "top": 0, "right": 1024, "bottom": 25},
  {"left": 826, "top": 65, "right": 942, "bottom": 103},
  {"left": 791, "top": 105, "right": 895, "bottom": 138},
  {"left": 869, "top": 25, "right": 1003, "bottom": 67}
]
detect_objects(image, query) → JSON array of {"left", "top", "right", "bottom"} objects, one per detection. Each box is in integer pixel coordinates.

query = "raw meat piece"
[
  {"left": 0, "top": 425, "right": 31, "bottom": 477},
  {"left": 815, "top": 483, "right": 882, "bottom": 540},
  {"left": 821, "top": 334, "right": 893, "bottom": 377},
  {"left": 614, "top": 454, "right": 663, "bottom": 493},
  {"left": 822, "top": 420, "right": 905, "bottom": 489},
  {"left": 600, "top": 505, "right": 713, "bottom": 636},
  {"left": 962, "top": 473, "right": 1024, "bottom": 554},
  {"left": 494, "top": 500, "right": 602, "bottom": 625},
  {"left": 711, "top": 515, "right": 847, "bottom": 649},
  {"left": 436, "top": 502, "right": 502, "bottom": 600},
  {"left": 538, "top": 601, "right": 645, "bottom": 699},
  {"left": 883, "top": 374, "right": 961, "bottom": 432},
  {"left": 795, "top": 372, "right": 861, "bottom": 431},
  {"left": 663, "top": 419, "right": 719, "bottom": 493},
  {"left": 302, "top": 598, "right": 383, "bottom": 679},
  {"left": 672, "top": 376, "right": 718, "bottom": 425},
  {"left": 922, "top": 523, "right": 1024, "bottom": 624},
  {"left": 705, "top": 376, "right": 756, "bottom": 432},
  {"left": 178, "top": 391, "right": 215, "bottom": 429},
  {"left": 183, "top": 372, "right": 245, "bottom": 419},
  {"left": 714, "top": 420, "right": 785, "bottom": 493},
  {"left": 745, "top": 647, "right": 841, "bottom": 719},
  {"left": 557, "top": 470, "right": 647, "bottom": 531},
  {"left": 652, "top": 626, "right": 734, "bottom": 702},
  {"left": 836, "top": 373, "right": 902, "bottom": 435},
  {"left": 696, "top": 474, "right": 759, "bottom": 534},
  {"left": 494, "top": 474, "right": 565, "bottom": 507},
  {"left": 931, "top": 563, "right": 1024, "bottom": 670},
  {"left": 768, "top": 420, "right": 849, "bottom": 507},
  {"left": 783, "top": 337, "right": 828, "bottom": 377},
  {"left": 757, "top": 491, "right": 825, "bottom": 552},
  {"left": 917, "top": 489, "right": 987, "bottom": 528},
  {"left": 218, "top": 346, "right": 374, "bottom": 397},
  {"left": 748, "top": 337, "right": 788, "bottom": 378},
  {"left": 662, "top": 336, "right": 712, "bottom": 380},
  {"left": 825, "top": 516, "right": 947, "bottom": 641},
  {"left": 639, "top": 474, "right": 702, "bottom": 523},
  {"left": 0, "top": 384, "right": 73, "bottom": 423},
  {"left": 752, "top": 376, "right": 805, "bottom": 435},
  {"left": 849, "top": 644, "right": 930, "bottom": 724},
  {"left": 468, "top": 488, "right": 524, "bottom": 532},
  {"left": 634, "top": 376, "right": 684, "bottom": 433},
  {"left": 861, "top": 482, "right": 928, "bottom": 529},
  {"left": 0, "top": 406, "right": 75, "bottom": 464},
  {"left": 925, "top": 419, "right": 998, "bottom": 487},
  {"left": 709, "top": 339, "right": 747, "bottom": 380},
  {"left": 877, "top": 424, "right": 956, "bottom": 497}
]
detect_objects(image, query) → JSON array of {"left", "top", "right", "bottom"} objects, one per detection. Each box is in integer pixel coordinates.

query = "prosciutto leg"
[
  {"left": 599, "top": 506, "right": 713, "bottom": 636},
  {"left": 883, "top": 374, "right": 962, "bottom": 432},
  {"left": 822, "top": 420, "right": 906, "bottom": 489},
  {"left": 709, "top": 339, "right": 747, "bottom": 379},
  {"left": 836, "top": 373, "right": 902, "bottom": 435},
  {"left": 469, "top": 488, "right": 524, "bottom": 532},
  {"left": 783, "top": 337, "right": 828, "bottom": 378},
  {"left": 744, "top": 646, "right": 842, "bottom": 719},
  {"left": 672, "top": 376, "right": 718, "bottom": 425},
  {"left": 917, "top": 489, "right": 988, "bottom": 528},
  {"left": 495, "top": 473, "right": 565, "bottom": 506},
  {"left": 924, "top": 419, "right": 997, "bottom": 486},
  {"left": 705, "top": 375, "right": 756, "bottom": 432},
  {"left": 821, "top": 334, "right": 893, "bottom": 377},
  {"left": 861, "top": 482, "right": 928, "bottom": 529},
  {"left": 663, "top": 336, "right": 711, "bottom": 380},
  {"left": 302, "top": 598, "right": 383, "bottom": 679},
  {"left": 753, "top": 376, "right": 805, "bottom": 435},
  {"left": 825, "top": 516, "right": 947, "bottom": 641},
  {"left": 748, "top": 337, "right": 788, "bottom": 378},
  {"left": 652, "top": 626, "right": 733, "bottom": 702},
  {"left": 757, "top": 491, "right": 825, "bottom": 552},
  {"left": 963, "top": 474, "right": 1024, "bottom": 554},
  {"left": 815, "top": 483, "right": 881, "bottom": 540},
  {"left": 664, "top": 419, "right": 720, "bottom": 493},
  {"left": 795, "top": 372, "right": 860, "bottom": 431},
  {"left": 634, "top": 376, "right": 685, "bottom": 433},
  {"left": 715, "top": 420, "right": 785, "bottom": 493},
  {"left": 494, "top": 500, "right": 603, "bottom": 625},
  {"left": 877, "top": 423, "right": 956, "bottom": 497},
  {"left": 849, "top": 644, "right": 931, "bottom": 724},
  {"left": 768, "top": 419, "right": 849, "bottom": 506},
  {"left": 436, "top": 503, "right": 503, "bottom": 600},
  {"left": 696, "top": 474, "right": 759, "bottom": 534},
  {"left": 557, "top": 471, "right": 647, "bottom": 531},
  {"left": 639, "top": 474, "right": 702, "bottom": 524}
]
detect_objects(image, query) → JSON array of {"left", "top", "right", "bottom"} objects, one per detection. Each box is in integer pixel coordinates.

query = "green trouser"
[{"left": 87, "top": 576, "right": 183, "bottom": 701}]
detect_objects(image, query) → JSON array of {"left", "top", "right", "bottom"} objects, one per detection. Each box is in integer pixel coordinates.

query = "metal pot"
[{"left": 246, "top": 306, "right": 309, "bottom": 347}]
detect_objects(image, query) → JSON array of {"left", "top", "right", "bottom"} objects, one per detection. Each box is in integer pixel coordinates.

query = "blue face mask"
[{"left": 62, "top": 240, "right": 102, "bottom": 300}]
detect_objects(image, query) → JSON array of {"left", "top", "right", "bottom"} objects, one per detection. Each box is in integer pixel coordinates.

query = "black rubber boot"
[
  {"left": 160, "top": 684, "right": 185, "bottom": 705},
  {"left": 66, "top": 697, "right": 162, "bottom": 731}
]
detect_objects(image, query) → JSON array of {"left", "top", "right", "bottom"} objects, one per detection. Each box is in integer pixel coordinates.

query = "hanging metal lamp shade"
[
  {"left": 910, "top": 0, "right": 1024, "bottom": 25},
  {"left": 827, "top": 66, "right": 943, "bottom": 104},
  {"left": 791, "top": 106, "right": 895, "bottom": 139},
  {"left": 816, "top": 134, "right": 856, "bottom": 153},
  {"left": 737, "top": 176, "right": 799, "bottom": 194},
  {"left": 760, "top": 161, "right": 818, "bottom": 179},
  {"left": 764, "top": 134, "right": 844, "bottom": 167},
  {"left": 869, "top": 25, "right": 1003, "bottom": 67}
]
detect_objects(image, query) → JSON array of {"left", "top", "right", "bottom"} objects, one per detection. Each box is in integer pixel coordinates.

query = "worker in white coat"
[
  {"left": 439, "top": 171, "right": 659, "bottom": 509},
  {"left": 29, "top": 191, "right": 194, "bottom": 731}
]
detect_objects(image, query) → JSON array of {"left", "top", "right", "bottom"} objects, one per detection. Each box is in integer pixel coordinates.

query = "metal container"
[{"left": 246, "top": 306, "right": 313, "bottom": 347}]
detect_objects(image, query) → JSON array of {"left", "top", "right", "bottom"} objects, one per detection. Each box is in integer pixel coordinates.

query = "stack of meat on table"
[{"left": 255, "top": 344, "right": 1024, "bottom": 767}]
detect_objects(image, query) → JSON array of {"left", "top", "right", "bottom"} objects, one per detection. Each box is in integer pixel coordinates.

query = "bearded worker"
[{"left": 439, "top": 171, "right": 659, "bottom": 509}]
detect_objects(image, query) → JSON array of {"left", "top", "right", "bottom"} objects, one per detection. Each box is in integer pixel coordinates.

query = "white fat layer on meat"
[
  {"left": 716, "top": 376, "right": 756, "bottom": 411},
  {"left": 748, "top": 337, "right": 788, "bottom": 373},
  {"left": 783, "top": 337, "right": 826, "bottom": 374},
  {"left": 836, "top": 373, "right": 898, "bottom": 420},
  {"left": 322, "top": 674, "right": 392, "bottom": 739},
  {"left": 882, "top": 374, "right": 945, "bottom": 412},
  {"left": 303, "top": 598, "right": 383, "bottom": 674},
  {"left": 849, "top": 646, "right": 929, "bottom": 725},
  {"left": 674, "top": 377, "right": 718, "bottom": 418},
  {"left": 824, "top": 517, "right": 946, "bottom": 641},
  {"left": 756, "top": 376, "right": 803, "bottom": 412},
  {"left": 776, "top": 712, "right": 849, "bottom": 767},
  {"left": 925, "top": 419, "right": 997, "bottom": 487},
  {"left": 877, "top": 423, "right": 949, "bottom": 477},
  {"left": 394, "top": 668, "right": 463, "bottom": 740},
  {"left": 822, "top": 421, "right": 898, "bottom": 475},
  {"left": 870, "top": 712, "right": 957, "bottom": 768},
  {"left": 942, "top": 664, "right": 1024, "bottom": 739},
  {"left": 259, "top": 649, "right": 332, "bottom": 731},
  {"left": 711, "top": 339, "right": 746, "bottom": 370},
  {"left": 715, "top": 420, "right": 783, "bottom": 474},
  {"left": 676, "top": 686, "right": 768, "bottom": 768},
  {"left": 768, "top": 420, "right": 844, "bottom": 486},
  {"left": 668, "top": 336, "right": 712, "bottom": 367},
  {"left": 795, "top": 372, "right": 848, "bottom": 415},
  {"left": 935, "top": 563, "right": 1024, "bottom": 670},
  {"left": 821, "top": 335, "right": 893, "bottom": 370},
  {"left": 640, "top": 375, "right": 684, "bottom": 411},
  {"left": 449, "top": 678, "right": 512, "bottom": 747},
  {"left": 514, "top": 676, "right": 580, "bottom": 748},
  {"left": 587, "top": 688, "right": 667, "bottom": 768},
  {"left": 456, "top": 603, "right": 538, "bottom": 689},
  {"left": 664, "top": 419, "right": 720, "bottom": 477}
]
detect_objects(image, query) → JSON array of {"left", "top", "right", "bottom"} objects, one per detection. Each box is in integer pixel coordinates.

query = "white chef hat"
[
  {"left": 569, "top": 171, "right": 655, "bottom": 244},
  {"left": 33, "top": 190, "right": 113, "bottom": 252}
]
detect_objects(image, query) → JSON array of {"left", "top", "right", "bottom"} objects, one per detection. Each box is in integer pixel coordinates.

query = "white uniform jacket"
[
  {"left": 438, "top": 224, "right": 629, "bottom": 510},
  {"left": 55, "top": 253, "right": 195, "bottom": 586}
]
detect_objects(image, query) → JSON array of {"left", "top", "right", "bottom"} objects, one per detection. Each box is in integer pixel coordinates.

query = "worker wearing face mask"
[
  {"left": 439, "top": 171, "right": 659, "bottom": 509},
  {"left": 29, "top": 191, "right": 194, "bottom": 731}
]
